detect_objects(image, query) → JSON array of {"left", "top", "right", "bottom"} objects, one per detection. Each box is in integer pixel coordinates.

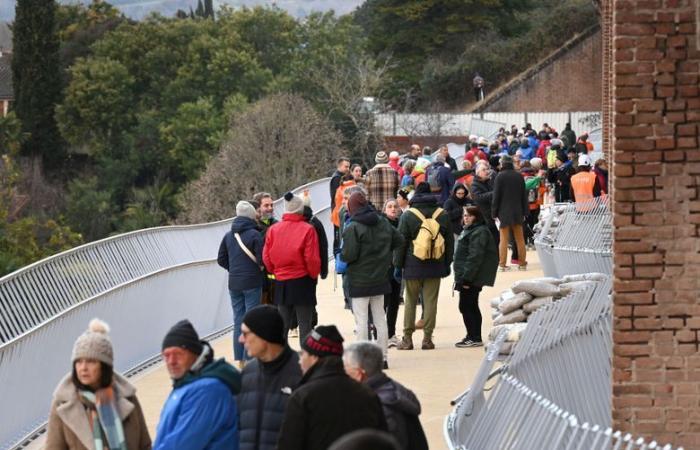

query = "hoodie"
[
  {"left": 218, "top": 216, "right": 264, "bottom": 291},
  {"left": 443, "top": 184, "right": 471, "bottom": 234},
  {"left": 341, "top": 205, "right": 404, "bottom": 297}
]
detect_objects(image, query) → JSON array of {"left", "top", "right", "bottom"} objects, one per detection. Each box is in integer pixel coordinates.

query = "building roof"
[
  {"left": 0, "top": 52, "right": 13, "bottom": 100},
  {"left": 0, "top": 22, "right": 11, "bottom": 54}
]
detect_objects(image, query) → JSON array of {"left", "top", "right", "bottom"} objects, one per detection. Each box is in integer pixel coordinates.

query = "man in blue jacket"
[{"left": 154, "top": 320, "right": 241, "bottom": 450}]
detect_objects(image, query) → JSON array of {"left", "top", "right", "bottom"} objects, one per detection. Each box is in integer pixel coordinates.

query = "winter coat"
[
  {"left": 154, "top": 347, "right": 241, "bottom": 450},
  {"left": 393, "top": 193, "right": 454, "bottom": 280},
  {"left": 364, "top": 164, "right": 400, "bottom": 209},
  {"left": 329, "top": 170, "right": 344, "bottom": 210},
  {"left": 277, "top": 357, "right": 386, "bottom": 450},
  {"left": 46, "top": 373, "right": 151, "bottom": 450},
  {"left": 366, "top": 373, "right": 428, "bottom": 450},
  {"left": 443, "top": 184, "right": 471, "bottom": 235},
  {"left": 263, "top": 213, "right": 321, "bottom": 282},
  {"left": 304, "top": 206, "right": 329, "bottom": 279},
  {"left": 548, "top": 163, "right": 575, "bottom": 203},
  {"left": 341, "top": 206, "right": 404, "bottom": 297},
  {"left": 518, "top": 143, "right": 534, "bottom": 161},
  {"left": 470, "top": 175, "right": 496, "bottom": 227},
  {"left": 331, "top": 180, "right": 355, "bottom": 227},
  {"left": 238, "top": 346, "right": 302, "bottom": 450},
  {"left": 453, "top": 221, "right": 498, "bottom": 288},
  {"left": 492, "top": 164, "right": 529, "bottom": 226},
  {"left": 446, "top": 155, "right": 458, "bottom": 172},
  {"left": 561, "top": 127, "right": 577, "bottom": 150},
  {"left": 464, "top": 148, "right": 488, "bottom": 165},
  {"left": 426, "top": 162, "right": 455, "bottom": 205},
  {"left": 218, "top": 217, "right": 264, "bottom": 291}
]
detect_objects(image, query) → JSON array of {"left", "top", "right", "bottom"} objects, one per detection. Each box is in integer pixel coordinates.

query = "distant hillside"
[{"left": 1, "top": 0, "right": 365, "bottom": 21}]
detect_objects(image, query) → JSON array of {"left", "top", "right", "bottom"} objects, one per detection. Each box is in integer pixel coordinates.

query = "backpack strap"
[
  {"left": 408, "top": 208, "right": 426, "bottom": 222},
  {"left": 431, "top": 208, "right": 444, "bottom": 219},
  {"left": 234, "top": 232, "right": 258, "bottom": 265}
]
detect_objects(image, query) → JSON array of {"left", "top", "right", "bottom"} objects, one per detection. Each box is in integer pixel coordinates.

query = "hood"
[
  {"left": 366, "top": 373, "right": 421, "bottom": 415},
  {"left": 450, "top": 184, "right": 469, "bottom": 206},
  {"left": 173, "top": 342, "right": 241, "bottom": 395},
  {"left": 231, "top": 216, "right": 259, "bottom": 233},
  {"left": 409, "top": 192, "right": 438, "bottom": 207},
  {"left": 351, "top": 204, "right": 380, "bottom": 226}
]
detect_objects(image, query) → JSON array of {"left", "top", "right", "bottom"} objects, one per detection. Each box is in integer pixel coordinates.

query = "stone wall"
[
  {"left": 611, "top": 0, "right": 700, "bottom": 447},
  {"left": 478, "top": 27, "right": 603, "bottom": 113}
]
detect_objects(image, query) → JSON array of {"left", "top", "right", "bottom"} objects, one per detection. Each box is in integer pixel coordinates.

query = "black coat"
[
  {"left": 277, "top": 357, "right": 386, "bottom": 450},
  {"left": 217, "top": 217, "right": 264, "bottom": 291},
  {"left": 443, "top": 185, "right": 471, "bottom": 234},
  {"left": 304, "top": 207, "right": 329, "bottom": 279},
  {"left": 393, "top": 193, "right": 454, "bottom": 280},
  {"left": 330, "top": 171, "right": 344, "bottom": 210},
  {"left": 470, "top": 176, "right": 496, "bottom": 227},
  {"left": 238, "top": 347, "right": 302, "bottom": 450},
  {"left": 492, "top": 165, "right": 528, "bottom": 226},
  {"left": 366, "top": 373, "right": 428, "bottom": 450}
]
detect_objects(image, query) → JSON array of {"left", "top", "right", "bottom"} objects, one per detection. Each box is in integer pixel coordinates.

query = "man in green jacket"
[
  {"left": 342, "top": 191, "right": 404, "bottom": 368},
  {"left": 393, "top": 182, "right": 454, "bottom": 350}
]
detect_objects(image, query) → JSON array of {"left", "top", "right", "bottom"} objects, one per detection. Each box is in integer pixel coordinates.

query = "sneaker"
[
  {"left": 454, "top": 336, "right": 469, "bottom": 348},
  {"left": 289, "top": 328, "right": 298, "bottom": 338},
  {"left": 388, "top": 335, "right": 400, "bottom": 348},
  {"left": 499, "top": 265, "right": 510, "bottom": 272},
  {"left": 415, "top": 319, "right": 425, "bottom": 329},
  {"left": 518, "top": 263, "right": 528, "bottom": 271},
  {"left": 460, "top": 339, "right": 484, "bottom": 348},
  {"left": 383, "top": 360, "right": 389, "bottom": 370},
  {"left": 421, "top": 337, "right": 435, "bottom": 350},
  {"left": 396, "top": 337, "right": 414, "bottom": 350}
]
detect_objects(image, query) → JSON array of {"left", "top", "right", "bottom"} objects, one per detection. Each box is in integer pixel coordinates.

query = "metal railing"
[
  {"left": 534, "top": 197, "right": 612, "bottom": 278},
  {"left": 0, "top": 176, "right": 333, "bottom": 450}
]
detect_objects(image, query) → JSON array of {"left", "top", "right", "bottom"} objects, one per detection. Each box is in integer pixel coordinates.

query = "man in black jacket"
[
  {"left": 470, "top": 161, "right": 499, "bottom": 245},
  {"left": 277, "top": 325, "right": 386, "bottom": 450},
  {"left": 492, "top": 155, "right": 529, "bottom": 271},
  {"left": 238, "top": 306, "right": 302, "bottom": 450},
  {"left": 343, "top": 342, "right": 428, "bottom": 450}
]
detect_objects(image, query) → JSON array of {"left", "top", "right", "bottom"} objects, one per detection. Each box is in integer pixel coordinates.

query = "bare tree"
[{"left": 179, "top": 93, "right": 342, "bottom": 223}]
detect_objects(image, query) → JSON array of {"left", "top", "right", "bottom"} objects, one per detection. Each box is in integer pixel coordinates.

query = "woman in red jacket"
[{"left": 263, "top": 192, "right": 321, "bottom": 345}]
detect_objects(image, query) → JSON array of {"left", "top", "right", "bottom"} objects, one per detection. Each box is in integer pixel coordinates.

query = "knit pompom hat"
[
  {"left": 284, "top": 192, "right": 304, "bottom": 215},
  {"left": 72, "top": 319, "right": 114, "bottom": 366},
  {"left": 375, "top": 151, "right": 389, "bottom": 164}
]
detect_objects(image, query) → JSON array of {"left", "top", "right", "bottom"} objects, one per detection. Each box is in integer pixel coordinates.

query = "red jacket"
[
  {"left": 263, "top": 213, "right": 321, "bottom": 281},
  {"left": 465, "top": 149, "right": 488, "bottom": 165}
]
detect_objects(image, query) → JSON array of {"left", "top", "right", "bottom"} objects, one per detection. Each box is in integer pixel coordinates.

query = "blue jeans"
[{"left": 230, "top": 287, "right": 262, "bottom": 361}]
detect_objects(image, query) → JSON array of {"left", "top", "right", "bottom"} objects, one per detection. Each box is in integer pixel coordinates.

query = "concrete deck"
[{"left": 32, "top": 251, "right": 542, "bottom": 450}]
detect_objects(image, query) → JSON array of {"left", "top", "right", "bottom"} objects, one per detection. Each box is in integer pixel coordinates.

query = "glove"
[{"left": 393, "top": 268, "right": 403, "bottom": 283}]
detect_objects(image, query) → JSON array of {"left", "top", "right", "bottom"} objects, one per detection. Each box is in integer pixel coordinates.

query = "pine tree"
[
  {"left": 195, "top": 0, "right": 204, "bottom": 17},
  {"left": 189, "top": 6, "right": 195, "bottom": 19},
  {"left": 204, "top": 0, "right": 214, "bottom": 19},
  {"left": 11, "top": 0, "right": 63, "bottom": 167}
]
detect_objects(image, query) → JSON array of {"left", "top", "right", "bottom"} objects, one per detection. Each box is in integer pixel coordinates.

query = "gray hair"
[
  {"left": 402, "top": 159, "right": 416, "bottom": 173},
  {"left": 344, "top": 185, "right": 368, "bottom": 198},
  {"left": 344, "top": 341, "right": 383, "bottom": 377}
]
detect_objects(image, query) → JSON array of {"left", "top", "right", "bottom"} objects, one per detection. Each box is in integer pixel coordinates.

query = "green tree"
[
  {"left": 12, "top": 0, "right": 64, "bottom": 166},
  {"left": 204, "top": 0, "right": 215, "bottom": 19},
  {"left": 196, "top": 0, "right": 204, "bottom": 17}
]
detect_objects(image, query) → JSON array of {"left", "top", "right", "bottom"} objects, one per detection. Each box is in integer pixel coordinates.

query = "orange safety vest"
[{"left": 571, "top": 171, "right": 597, "bottom": 211}]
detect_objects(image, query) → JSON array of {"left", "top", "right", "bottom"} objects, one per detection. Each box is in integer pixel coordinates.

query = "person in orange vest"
[{"left": 569, "top": 154, "right": 602, "bottom": 206}]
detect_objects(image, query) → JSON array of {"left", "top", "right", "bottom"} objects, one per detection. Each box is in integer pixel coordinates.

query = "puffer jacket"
[
  {"left": 263, "top": 213, "right": 321, "bottom": 281},
  {"left": 453, "top": 221, "right": 498, "bottom": 288},
  {"left": 46, "top": 373, "right": 151, "bottom": 450},
  {"left": 393, "top": 193, "right": 454, "bottom": 280},
  {"left": 238, "top": 346, "right": 302, "bottom": 450},
  {"left": 341, "top": 205, "right": 404, "bottom": 297},
  {"left": 218, "top": 216, "right": 264, "bottom": 291},
  {"left": 366, "top": 373, "right": 428, "bottom": 450}
]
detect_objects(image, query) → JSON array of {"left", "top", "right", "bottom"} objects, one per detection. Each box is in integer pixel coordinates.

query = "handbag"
[{"left": 234, "top": 233, "right": 262, "bottom": 270}]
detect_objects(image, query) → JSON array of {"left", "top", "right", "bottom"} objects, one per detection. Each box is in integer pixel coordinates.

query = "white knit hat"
[
  {"left": 72, "top": 319, "right": 114, "bottom": 366},
  {"left": 236, "top": 201, "right": 257, "bottom": 220},
  {"left": 284, "top": 192, "right": 304, "bottom": 215}
]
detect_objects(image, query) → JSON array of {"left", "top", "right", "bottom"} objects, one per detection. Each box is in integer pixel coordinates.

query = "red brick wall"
[
  {"left": 611, "top": 0, "right": 700, "bottom": 447},
  {"left": 481, "top": 29, "right": 603, "bottom": 112}
]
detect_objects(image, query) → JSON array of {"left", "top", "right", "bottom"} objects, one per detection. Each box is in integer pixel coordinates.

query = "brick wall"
[
  {"left": 611, "top": 0, "right": 700, "bottom": 447},
  {"left": 479, "top": 28, "right": 602, "bottom": 113}
]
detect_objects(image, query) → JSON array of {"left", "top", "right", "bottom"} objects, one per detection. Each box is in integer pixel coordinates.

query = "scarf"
[{"left": 79, "top": 386, "right": 127, "bottom": 450}]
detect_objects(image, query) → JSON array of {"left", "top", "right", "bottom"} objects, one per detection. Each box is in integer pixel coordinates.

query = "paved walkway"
[{"left": 32, "top": 251, "right": 542, "bottom": 449}]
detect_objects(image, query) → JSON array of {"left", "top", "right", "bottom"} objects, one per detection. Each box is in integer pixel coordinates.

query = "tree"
[
  {"left": 180, "top": 93, "right": 342, "bottom": 223},
  {"left": 204, "top": 0, "right": 215, "bottom": 19},
  {"left": 195, "top": 0, "right": 204, "bottom": 18},
  {"left": 12, "top": 0, "right": 64, "bottom": 166}
]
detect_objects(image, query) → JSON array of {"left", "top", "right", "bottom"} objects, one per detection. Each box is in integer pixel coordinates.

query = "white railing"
[{"left": 0, "top": 176, "right": 333, "bottom": 450}]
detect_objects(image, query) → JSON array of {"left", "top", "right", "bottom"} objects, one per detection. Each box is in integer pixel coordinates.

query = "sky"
[{"left": 1, "top": 0, "right": 365, "bottom": 22}]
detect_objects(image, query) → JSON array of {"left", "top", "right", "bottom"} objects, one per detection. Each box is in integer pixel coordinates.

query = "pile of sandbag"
[{"left": 487, "top": 273, "right": 607, "bottom": 356}]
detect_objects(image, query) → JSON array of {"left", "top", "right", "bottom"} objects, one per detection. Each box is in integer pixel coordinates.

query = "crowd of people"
[{"left": 44, "top": 122, "right": 606, "bottom": 450}]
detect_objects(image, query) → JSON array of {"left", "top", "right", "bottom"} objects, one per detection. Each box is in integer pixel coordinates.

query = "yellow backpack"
[{"left": 408, "top": 207, "right": 445, "bottom": 260}]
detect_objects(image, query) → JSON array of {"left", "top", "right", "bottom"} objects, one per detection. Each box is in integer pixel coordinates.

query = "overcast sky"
[{"left": 1, "top": 0, "right": 365, "bottom": 22}]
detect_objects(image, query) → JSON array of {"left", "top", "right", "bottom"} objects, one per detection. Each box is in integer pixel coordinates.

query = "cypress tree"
[
  {"left": 204, "top": 0, "right": 214, "bottom": 19},
  {"left": 189, "top": 6, "right": 195, "bottom": 19},
  {"left": 195, "top": 0, "right": 204, "bottom": 17},
  {"left": 11, "top": 0, "right": 63, "bottom": 167}
]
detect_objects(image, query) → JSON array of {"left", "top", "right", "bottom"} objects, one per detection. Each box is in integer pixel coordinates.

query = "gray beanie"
[
  {"left": 375, "top": 151, "right": 389, "bottom": 164},
  {"left": 72, "top": 319, "right": 114, "bottom": 366},
  {"left": 284, "top": 192, "right": 304, "bottom": 215},
  {"left": 236, "top": 201, "right": 257, "bottom": 220}
]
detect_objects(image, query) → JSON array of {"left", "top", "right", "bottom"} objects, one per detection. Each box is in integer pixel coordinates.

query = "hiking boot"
[
  {"left": 456, "top": 339, "right": 484, "bottom": 348},
  {"left": 415, "top": 319, "right": 425, "bottom": 329},
  {"left": 421, "top": 337, "right": 435, "bottom": 350},
  {"left": 396, "top": 337, "right": 414, "bottom": 350}
]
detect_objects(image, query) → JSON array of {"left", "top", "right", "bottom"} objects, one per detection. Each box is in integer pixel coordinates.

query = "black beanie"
[
  {"left": 301, "top": 325, "right": 344, "bottom": 357},
  {"left": 162, "top": 319, "right": 203, "bottom": 355},
  {"left": 415, "top": 182, "right": 431, "bottom": 195},
  {"left": 242, "top": 305, "right": 285, "bottom": 345}
]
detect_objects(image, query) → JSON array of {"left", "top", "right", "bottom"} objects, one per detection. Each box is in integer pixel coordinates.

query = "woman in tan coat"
[{"left": 46, "top": 319, "right": 151, "bottom": 450}]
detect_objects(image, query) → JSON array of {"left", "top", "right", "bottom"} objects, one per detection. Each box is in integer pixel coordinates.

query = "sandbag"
[
  {"left": 493, "top": 309, "right": 527, "bottom": 326},
  {"left": 523, "top": 296, "right": 554, "bottom": 313},
  {"left": 490, "top": 296, "right": 502, "bottom": 308},
  {"left": 506, "top": 322, "right": 528, "bottom": 342},
  {"left": 498, "top": 292, "right": 533, "bottom": 314},
  {"left": 500, "top": 290, "right": 516, "bottom": 302},
  {"left": 528, "top": 277, "right": 563, "bottom": 286},
  {"left": 561, "top": 273, "right": 608, "bottom": 283},
  {"left": 492, "top": 311, "right": 501, "bottom": 320},
  {"left": 558, "top": 281, "right": 595, "bottom": 296},
  {"left": 511, "top": 279, "right": 560, "bottom": 297},
  {"left": 488, "top": 324, "right": 507, "bottom": 341},
  {"left": 499, "top": 342, "right": 515, "bottom": 355}
]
